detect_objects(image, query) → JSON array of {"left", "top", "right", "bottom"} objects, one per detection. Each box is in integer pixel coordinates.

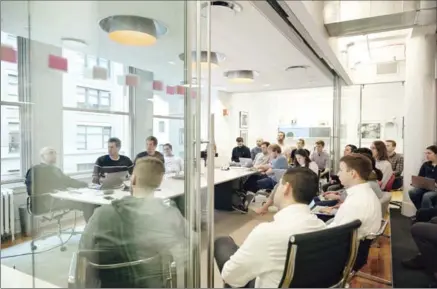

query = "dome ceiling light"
[
  {"left": 179, "top": 51, "right": 225, "bottom": 69},
  {"left": 99, "top": 15, "right": 168, "bottom": 46},
  {"left": 224, "top": 70, "right": 258, "bottom": 83}
]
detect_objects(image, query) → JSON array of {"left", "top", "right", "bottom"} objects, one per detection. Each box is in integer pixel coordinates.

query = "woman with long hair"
[
  {"left": 370, "top": 140, "right": 393, "bottom": 190},
  {"left": 355, "top": 148, "right": 384, "bottom": 198},
  {"left": 295, "top": 149, "right": 318, "bottom": 175}
]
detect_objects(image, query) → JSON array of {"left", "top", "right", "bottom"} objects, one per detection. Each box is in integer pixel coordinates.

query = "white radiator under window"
[{"left": 1, "top": 188, "right": 15, "bottom": 241}]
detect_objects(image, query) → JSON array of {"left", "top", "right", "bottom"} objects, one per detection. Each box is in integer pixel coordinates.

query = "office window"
[
  {"left": 77, "top": 125, "right": 111, "bottom": 150},
  {"left": 8, "top": 74, "right": 18, "bottom": 97},
  {"left": 77, "top": 163, "right": 95, "bottom": 172},
  {"left": 85, "top": 55, "right": 110, "bottom": 74},
  {"left": 158, "top": 121, "right": 165, "bottom": 133},
  {"left": 76, "top": 86, "right": 111, "bottom": 110},
  {"left": 8, "top": 122, "right": 20, "bottom": 153}
]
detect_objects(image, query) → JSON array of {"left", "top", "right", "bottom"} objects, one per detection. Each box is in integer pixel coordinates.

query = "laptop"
[
  {"left": 100, "top": 171, "right": 129, "bottom": 189},
  {"left": 239, "top": 157, "right": 253, "bottom": 168},
  {"left": 411, "top": 176, "right": 436, "bottom": 191}
]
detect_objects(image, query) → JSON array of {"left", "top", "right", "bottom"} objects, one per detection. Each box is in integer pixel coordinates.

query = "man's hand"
[{"left": 255, "top": 206, "right": 268, "bottom": 216}]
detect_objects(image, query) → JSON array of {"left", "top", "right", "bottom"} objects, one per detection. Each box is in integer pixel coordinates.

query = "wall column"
[{"left": 402, "top": 27, "right": 436, "bottom": 216}]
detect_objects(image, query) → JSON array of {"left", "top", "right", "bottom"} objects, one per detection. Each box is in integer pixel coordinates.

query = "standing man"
[
  {"left": 386, "top": 140, "right": 404, "bottom": 189},
  {"left": 251, "top": 138, "right": 263, "bottom": 160},
  {"left": 135, "top": 136, "right": 165, "bottom": 164},
  {"left": 311, "top": 140, "right": 330, "bottom": 181},
  {"left": 231, "top": 137, "right": 251, "bottom": 163},
  {"left": 163, "top": 143, "right": 183, "bottom": 173},
  {"left": 92, "top": 137, "right": 134, "bottom": 184},
  {"left": 277, "top": 131, "right": 291, "bottom": 160}
]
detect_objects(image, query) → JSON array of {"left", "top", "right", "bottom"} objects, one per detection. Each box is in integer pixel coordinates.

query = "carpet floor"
[{"left": 390, "top": 208, "right": 435, "bottom": 288}]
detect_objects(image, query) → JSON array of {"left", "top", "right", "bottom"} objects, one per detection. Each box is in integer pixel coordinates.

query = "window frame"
[
  {"left": 76, "top": 86, "right": 112, "bottom": 110},
  {"left": 76, "top": 125, "right": 112, "bottom": 151},
  {"left": 85, "top": 55, "right": 111, "bottom": 76}
]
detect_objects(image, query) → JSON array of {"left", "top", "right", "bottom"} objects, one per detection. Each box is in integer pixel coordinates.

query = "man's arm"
[
  {"left": 250, "top": 148, "right": 256, "bottom": 160},
  {"left": 418, "top": 163, "right": 426, "bottom": 177},
  {"left": 92, "top": 157, "right": 102, "bottom": 184},
  {"left": 231, "top": 148, "right": 239, "bottom": 162},
  {"left": 126, "top": 157, "right": 134, "bottom": 175},
  {"left": 221, "top": 224, "right": 269, "bottom": 287},
  {"left": 394, "top": 155, "right": 404, "bottom": 177},
  {"left": 244, "top": 147, "right": 251, "bottom": 159}
]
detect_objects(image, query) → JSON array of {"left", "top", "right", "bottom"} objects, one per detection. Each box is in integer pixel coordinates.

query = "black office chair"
[
  {"left": 69, "top": 250, "right": 176, "bottom": 288},
  {"left": 278, "top": 219, "right": 361, "bottom": 288}
]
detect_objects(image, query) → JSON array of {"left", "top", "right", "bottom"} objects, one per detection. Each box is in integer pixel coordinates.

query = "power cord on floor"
[{"left": 1, "top": 213, "right": 78, "bottom": 260}]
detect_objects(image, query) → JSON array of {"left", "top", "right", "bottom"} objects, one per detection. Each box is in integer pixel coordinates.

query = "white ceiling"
[{"left": 1, "top": 1, "right": 333, "bottom": 92}]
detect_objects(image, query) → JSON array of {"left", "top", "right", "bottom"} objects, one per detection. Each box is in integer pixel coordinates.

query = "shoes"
[
  {"left": 232, "top": 204, "right": 248, "bottom": 214},
  {"left": 402, "top": 254, "right": 425, "bottom": 270}
]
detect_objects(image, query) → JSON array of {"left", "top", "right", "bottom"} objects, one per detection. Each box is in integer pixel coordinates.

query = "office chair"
[
  {"left": 278, "top": 220, "right": 361, "bottom": 288},
  {"left": 27, "top": 193, "right": 76, "bottom": 252},
  {"left": 350, "top": 191, "right": 393, "bottom": 286},
  {"left": 69, "top": 250, "right": 177, "bottom": 288}
]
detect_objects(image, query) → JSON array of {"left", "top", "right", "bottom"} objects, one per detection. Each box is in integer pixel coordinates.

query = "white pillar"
[{"left": 402, "top": 27, "right": 436, "bottom": 216}]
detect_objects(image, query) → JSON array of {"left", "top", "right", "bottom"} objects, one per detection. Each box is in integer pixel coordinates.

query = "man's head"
[
  {"left": 256, "top": 138, "right": 263, "bottom": 147},
  {"left": 146, "top": 136, "right": 158, "bottom": 153},
  {"left": 277, "top": 131, "right": 285, "bottom": 142},
  {"left": 315, "top": 140, "right": 325, "bottom": 153},
  {"left": 268, "top": 144, "right": 282, "bottom": 158},
  {"left": 297, "top": 138, "right": 305, "bottom": 149},
  {"left": 338, "top": 154, "right": 372, "bottom": 188},
  {"left": 108, "top": 137, "right": 121, "bottom": 157},
  {"left": 344, "top": 144, "right": 357, "bottom": 156},
  {"left": 163, "top": 143, "right": 173, "bottom": 157},
  {"left": 131, "top": 157, "right": 165, "bottom": 194},
  {"left": 236, "top": 137, "right": 244, "bottom": 147},
  {"left": 261, "top": 141, "right": 270, "bottom": 155},
  {"left": 40, "top": 147, "right": 57, "bottom": 165},
  {"left": 385, "top": 140, "right": 396, "bottom": 155},
  {"left": 273, "top": 167, "right": 319, "bottom": 210}
]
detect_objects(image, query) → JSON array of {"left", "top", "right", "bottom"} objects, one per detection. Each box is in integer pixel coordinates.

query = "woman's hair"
[
  {"left": 295, "top": 149, "right": 311, "bottom": 167},
  {"left": 355, "top": 147, "right": 383, "bottom": 181},
  {"left": 426, "top": 145, "right": 437, "bottom": 155},
  {"left": 346, "top": 144, "right": 358, "bottom": 153},
  {"left": 373, "top": 140, "right": 389, "bottom": 161}
]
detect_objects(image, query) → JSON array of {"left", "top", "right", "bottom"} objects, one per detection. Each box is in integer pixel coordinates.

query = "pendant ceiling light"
[
  {"left": 99, "top": 15, "right": 167, "bottom": 46},
  {"left": 224, "top": 70, "right": 258, "bottom": 83},
  {"left": 179, "top": 51, "right": 225, "bottom": 69}
]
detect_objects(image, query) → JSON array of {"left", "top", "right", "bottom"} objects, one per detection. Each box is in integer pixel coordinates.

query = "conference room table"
[
  {"left": 51, "top": 167, "right": 256, "bottom": 207},
  {"left": 1, "top": 264, "right": 59, "bottom": 288}
]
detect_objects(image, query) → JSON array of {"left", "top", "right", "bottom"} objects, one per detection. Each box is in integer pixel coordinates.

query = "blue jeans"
[
  {"left": 409, "top": 188, "right": 437, "bottom": 209},
  {"left": 257, "top": 177, "right": 277, "bottom": 190}
]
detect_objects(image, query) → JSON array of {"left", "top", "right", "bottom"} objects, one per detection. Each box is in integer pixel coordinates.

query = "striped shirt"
[{"left": 92, "top": 155, "right": 134, "bottom": 184}]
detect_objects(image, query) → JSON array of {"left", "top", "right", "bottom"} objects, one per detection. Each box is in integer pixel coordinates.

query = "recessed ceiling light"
[
  {"left": 263, "top": 84, "right": 270, "bottom": 87},
  {"left": 99, "top": 15, "right": 168, "bottom": 46},
  {"left": 224, "top": 70, "right": 258, "bottom": 83},
  {"left": 179, "top": 51, "right": 225, "bottom": 70},
  {"left": 285, "top": 65, "right": 309, "bottom": 72},
  {"left": 61, "top": 37, "right": 88, "bottom": 49}
]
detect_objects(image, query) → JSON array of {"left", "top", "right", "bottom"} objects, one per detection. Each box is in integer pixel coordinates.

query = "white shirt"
[
  {"left": 164, "top": 155, "right": 183, "bottom": 173},
  {"left": 375, "top": 160, "right": 393, "bottom": 190},
  {"left": 328, "top": 182, "right": 381, "bottom": 239},
  {"left": 221, "top": 204, "right": 326, "bottom": 288}
]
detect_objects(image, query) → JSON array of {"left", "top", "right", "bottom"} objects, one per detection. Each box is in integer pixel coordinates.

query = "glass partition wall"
[{"left": 1, "top": 1, "right": 213, "bottom": 287}]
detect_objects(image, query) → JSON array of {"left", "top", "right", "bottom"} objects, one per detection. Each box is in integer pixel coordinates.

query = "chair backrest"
[
  {"left": 74, "top": 250, "right": 174, "bottom": 288},
  {"left": 384, "top": 174, "right": 396, "bottom": 191},
  {"left": 279, "top": 219, "right": 361, "bottom": 288}
]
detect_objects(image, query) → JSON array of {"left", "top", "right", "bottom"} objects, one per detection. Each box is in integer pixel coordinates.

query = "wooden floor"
[{"left": 3, "top": 192, "right": 403, "bottom": 288}]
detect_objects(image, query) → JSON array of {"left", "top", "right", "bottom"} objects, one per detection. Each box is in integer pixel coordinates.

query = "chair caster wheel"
[
  {"left": 31, "top": 244, "right": 37, "bottom": 251},
  {"left": 60, "top": 246, "right": 67, "bottom": 252}
]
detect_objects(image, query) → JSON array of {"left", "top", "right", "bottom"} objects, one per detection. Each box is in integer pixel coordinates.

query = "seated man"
[
  {"left": 402, "top": 208, "right": 437, "bottom": 286},
  {"left": 231, "top": 137, "right": 251, "bottom": 163},
  {"left": 253, "top": 141, "right": 271, "bottom": 168},
  {"left": 386, "top": 140, "right": 404, "bottom": 189},
  {"left": 250, "top": 138, "right": 263, "bottom": 160},
  {"left": 79, "top": 157, "right": 193, "bottom": 287},
  {"left": 215, "top": 167, "right": 326, "bottom": 288},
  {"left": 25, "top": 147, "right": 96, "bottom": 222},
  {"left": 134, "top": 135, "right": 165, "bottom": 164},
  {"left": 310, "top": 140, "right": 330, "bottom": 181},
  {"left": 290, "top": 138, "right": 310, "bottom": 166},
  {"left": 256, "top": 144, "right": 288, "bottom": 191},
  {"left": 92, "top": 137, "right": 134, "bottom": 184},
  {"left": 163, "top": 143, "right": 183, "bottom": 173},
  {"left": 327, "top": 154, "right": 381, "bottom": 239}
]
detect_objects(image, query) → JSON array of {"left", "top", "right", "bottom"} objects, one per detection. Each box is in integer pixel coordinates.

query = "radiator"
[{"left": 1, "top": 188, "right": 15, "bottom": 241}]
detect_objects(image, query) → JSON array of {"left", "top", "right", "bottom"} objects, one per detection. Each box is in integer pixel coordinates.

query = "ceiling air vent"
[
  {"left": 201, "top": 1, "right": 242, "bottom": 16},
  {"left": 285, "top": 65, "right": 309, "bottom": 72},
  {"left": 376, "top": 62, "right": 398, "bottom": 75}
]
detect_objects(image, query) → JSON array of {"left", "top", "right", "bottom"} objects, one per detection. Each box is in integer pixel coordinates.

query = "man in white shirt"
[
  {"left": 215, "top": 167, "right": 326, "bottom": 288},
  {"left": 163, "top": 143, "right": 183, "bottom": 173},
  {"left": 328, "top": 154, "right": 382, "bottom": 239},
  {"left": 253, "top": 141, "right": 270, "bottom": 168}
]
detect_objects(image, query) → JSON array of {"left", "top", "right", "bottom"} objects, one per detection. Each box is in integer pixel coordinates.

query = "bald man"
[
  {"left": 251, "top": 138, "right": 264, "bottom": 160},
  {"left": 79, "top": 157, "right": 194, "bottom": 287},
  {"left": 25, "top": 147, "right": 96, "bottom": 221}
]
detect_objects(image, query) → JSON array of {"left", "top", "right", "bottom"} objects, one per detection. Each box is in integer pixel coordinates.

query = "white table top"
[
  {"left": 52, "top": 168, "right": 255, "bottom": 206},
  {"left": 1, "top": 265, "right": 59, "bottom": 288}
]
